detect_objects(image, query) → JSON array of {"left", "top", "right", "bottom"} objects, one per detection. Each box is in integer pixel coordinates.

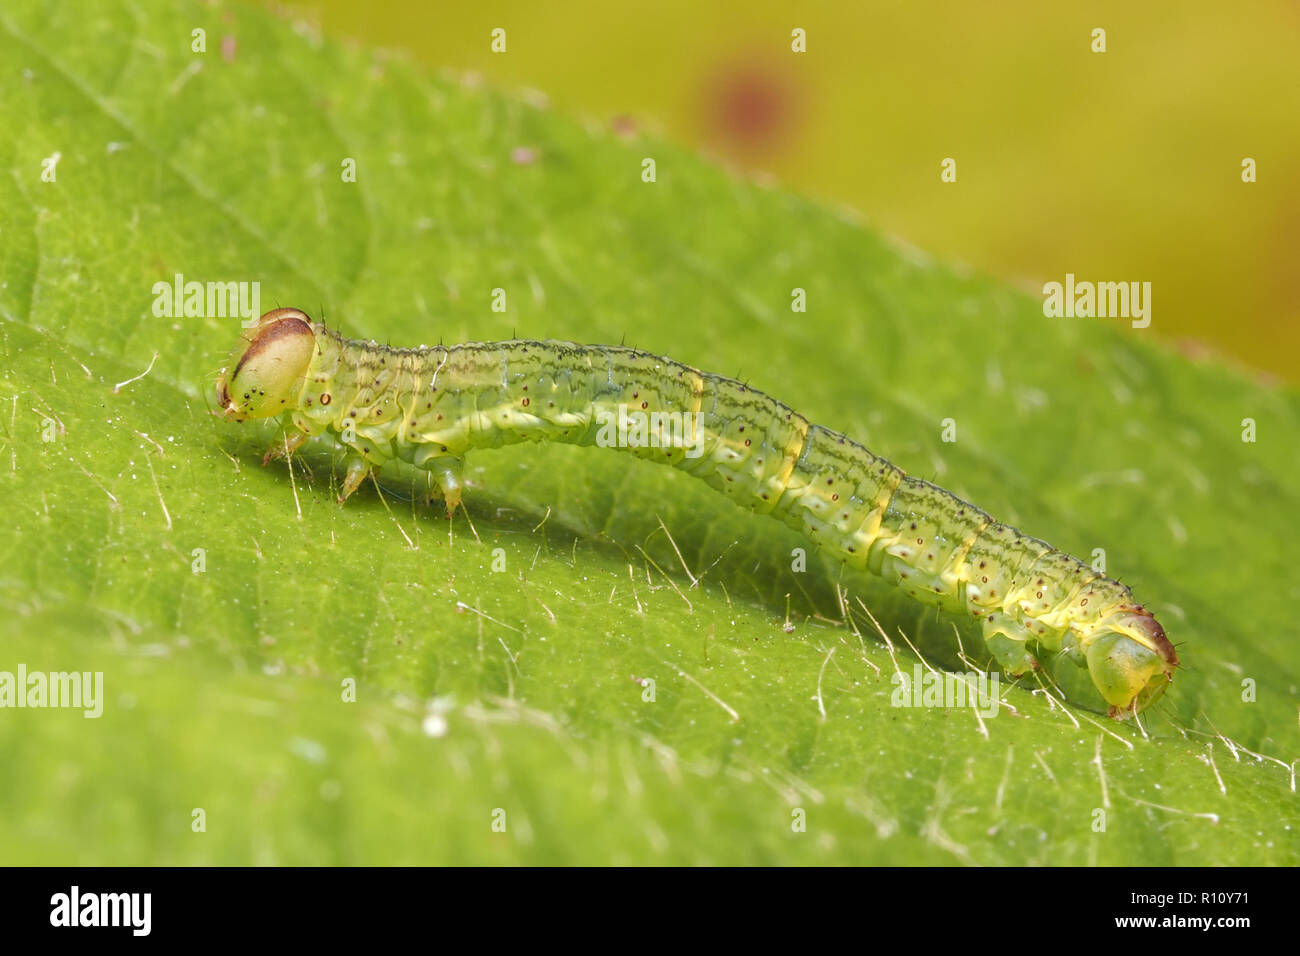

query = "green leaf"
[{"left": 1, "top": 0, "right": 1296, "bottom": 865}]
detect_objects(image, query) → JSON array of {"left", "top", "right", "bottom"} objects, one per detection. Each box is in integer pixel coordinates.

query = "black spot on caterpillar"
[{"left": 217, "top": 308, "right": 1178, "bottom": 717}]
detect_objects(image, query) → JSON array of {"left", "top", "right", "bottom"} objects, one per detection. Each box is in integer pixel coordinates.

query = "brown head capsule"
[
  {"left": 217, "top": 308, "right": 316, "bottom": 421},
  {"left": 1084, "top": 608, "right": 1179, "bottom": 714}
]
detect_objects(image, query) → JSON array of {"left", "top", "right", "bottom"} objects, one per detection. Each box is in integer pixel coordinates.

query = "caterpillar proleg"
[{"left": 217, "top": 308, "right": 1179, "bottom": 717}]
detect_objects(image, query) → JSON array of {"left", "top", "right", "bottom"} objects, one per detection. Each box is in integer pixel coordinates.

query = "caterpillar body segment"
[{"left": 217, "top": 308, "right": 1178, "bottom": 717}]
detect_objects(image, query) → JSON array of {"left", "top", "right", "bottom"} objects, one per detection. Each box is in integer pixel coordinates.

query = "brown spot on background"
[{"left": 699, "top": 55, "right": 802, "bottom": 158}]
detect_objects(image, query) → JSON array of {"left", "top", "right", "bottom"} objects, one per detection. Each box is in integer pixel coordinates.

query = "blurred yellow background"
[{"left": 273, "top": 0, "right": 1300, "bottom": 384}]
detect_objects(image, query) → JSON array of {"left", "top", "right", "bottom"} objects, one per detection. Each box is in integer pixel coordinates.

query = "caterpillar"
[{"left": 217, "top": 308, "right": 1178, "bottom": 717}]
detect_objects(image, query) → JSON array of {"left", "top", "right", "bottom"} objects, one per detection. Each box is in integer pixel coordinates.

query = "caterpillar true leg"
[
  {"left": 422, "top": 457, "right": 465, "bottom": 518},
  {"left": 262, "top": 428, "right": 309, "bottom": 466},
  {"left": 338, "top": 457, "right": 370, "bottom": 503},
  {"left": 215, "top": 307, "right": 1181, "bottom": 717},
  {"left": 983, "top": 625, "right": 1039, "bottom": 677}
]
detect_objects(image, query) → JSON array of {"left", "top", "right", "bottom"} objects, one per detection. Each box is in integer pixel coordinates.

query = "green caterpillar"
[{"left": 217, "top": 308, "right": 1178, "bottom": 717}]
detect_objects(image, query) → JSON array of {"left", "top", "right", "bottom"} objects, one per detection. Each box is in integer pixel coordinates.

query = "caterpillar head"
[
  {"left": 1084, "top": 608, "right": 1178, "bottom": 716},
  {"left": 217, "top": 308, "right": 316, "bottom": 421}
]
